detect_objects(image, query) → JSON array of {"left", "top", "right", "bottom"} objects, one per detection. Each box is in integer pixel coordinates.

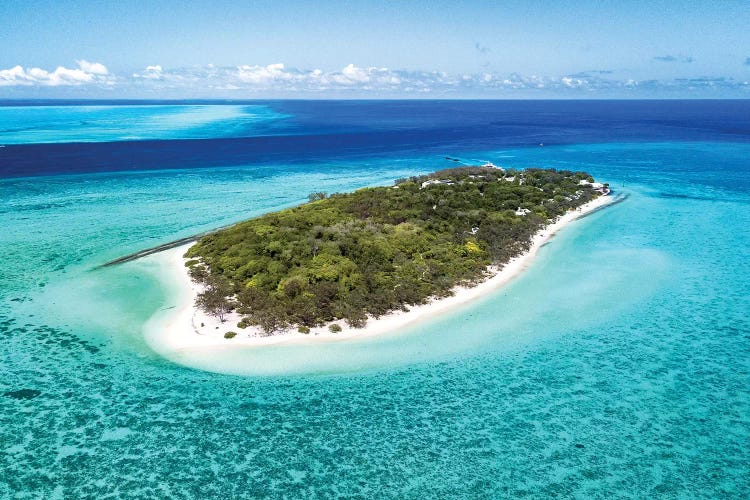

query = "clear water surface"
[{"left": 0, "top": 101, "right": 748, "bottom": 497}]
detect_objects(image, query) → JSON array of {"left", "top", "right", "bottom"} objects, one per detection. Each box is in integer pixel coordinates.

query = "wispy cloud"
[
  {"left": 654, "top": 55, "right": 694, "bottom": 63},
  {"left": 0, "top": 60, "right": 112, "bottom": 87},
  {"left": 568, "top": 70, "right": 614, "bottom": 78},
  {"left": 474, "top": 42, "right": 490, "bottom": 55},
  {"left": 1, "top": 61, "right": 749, "bottom": 97}
]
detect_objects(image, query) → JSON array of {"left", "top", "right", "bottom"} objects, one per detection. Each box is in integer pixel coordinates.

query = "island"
[{"left": 175, "top": 166, "right": 612, "bottom": 341}]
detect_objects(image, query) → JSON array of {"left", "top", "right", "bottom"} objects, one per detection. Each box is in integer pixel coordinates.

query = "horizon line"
[{"left": 2, "top": 97, "right": 750, "bottom": 103}]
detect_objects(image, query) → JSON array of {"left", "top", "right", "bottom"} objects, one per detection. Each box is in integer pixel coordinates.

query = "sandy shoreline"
[{"left": 143, "top": 193, "right": 616, "bottom": 355}]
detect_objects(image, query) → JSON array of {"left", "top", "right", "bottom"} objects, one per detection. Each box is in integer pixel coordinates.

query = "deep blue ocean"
[{"left": 1, "top": 101, "right": 748, "bottom": 497}]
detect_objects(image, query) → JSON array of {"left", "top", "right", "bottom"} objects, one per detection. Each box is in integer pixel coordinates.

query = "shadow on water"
[{"left": 657, "top": 191, "right": 750, "bottom": 203}]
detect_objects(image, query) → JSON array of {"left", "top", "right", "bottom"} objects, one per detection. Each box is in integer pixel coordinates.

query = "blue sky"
[{"left": 1, "top": 0, "right": 749, "bottom": 98}]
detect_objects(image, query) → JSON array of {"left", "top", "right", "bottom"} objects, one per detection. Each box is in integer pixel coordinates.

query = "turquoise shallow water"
[
  {"left": 1, "top": 137, "right": 749, "bottom": 496},
  {"left": 0, "top": 104, "right": 287, "bottom": 144}
]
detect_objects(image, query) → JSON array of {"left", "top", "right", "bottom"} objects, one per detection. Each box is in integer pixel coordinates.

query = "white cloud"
[
  {"left": 0, "top": 61, "right": 111, "bottom": 87},
  {"left": 2, "top": 60, "right": 749, "bottom": 96},
  {"left": 133, "top": 65, "right": 164, "bottom": 80},
  {"left": 0, "top": 66, "right": 28, "bottom": 86},
  {"left": 236, "top": 63, "right": 290, "bottom": 84},
  {"left": 324, "top": 64, "right": 400, "bottom": 88},
  {"left": 339, "top": 63, "right": 371, "bottom": 83},
  {"left": 561, "top": 76, "right": 586, "bottom": 88},
  {"left": 77, "top": 60, "right": 109, "bottom": 75}
]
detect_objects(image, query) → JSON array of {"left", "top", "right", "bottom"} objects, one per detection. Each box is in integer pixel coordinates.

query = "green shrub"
[
  {"left": 328, "top": 323, "right": 342, "bottom": 333},
  {"left": 307, "top": 192, "right": 327, "bottom": 202},
  {"left": 237, "top": 319, "right": 249, "bottom": 329},
  {"left": 298, "top": 326, "right": 311, "bottom": 334},
  {"left": 224, "top": 331, "right": 237, "bottom": 339}
]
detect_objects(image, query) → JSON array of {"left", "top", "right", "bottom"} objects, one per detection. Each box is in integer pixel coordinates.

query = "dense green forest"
[{"left": 185, "top": 167, "right": 606, "bottom": 334}]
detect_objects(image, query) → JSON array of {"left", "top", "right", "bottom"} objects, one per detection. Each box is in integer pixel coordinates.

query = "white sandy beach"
[{"left": 143, "top": 193, "right": 616, "bottom": 355}]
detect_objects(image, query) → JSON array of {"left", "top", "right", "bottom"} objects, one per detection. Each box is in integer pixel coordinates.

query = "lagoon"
[{"left": 1, "top": 101, "right": 748, "bottom": 497}]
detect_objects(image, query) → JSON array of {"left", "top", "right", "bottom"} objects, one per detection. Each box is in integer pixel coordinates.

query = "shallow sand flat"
[{"left": 143, "top": 192, "right": 617, "bottom": 361}]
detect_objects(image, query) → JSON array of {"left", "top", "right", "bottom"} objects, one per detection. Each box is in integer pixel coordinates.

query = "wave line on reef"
[
  {"left": 96, "top": 226, "right": 229, "bottom": 269},
  {"left": 577, "top": 192, "right": 628, "bottom": 217}
]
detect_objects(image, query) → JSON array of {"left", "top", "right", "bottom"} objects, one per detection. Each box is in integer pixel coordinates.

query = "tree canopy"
[{"left": 185, "top": 166, "right": 603, "bottom": 334}]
